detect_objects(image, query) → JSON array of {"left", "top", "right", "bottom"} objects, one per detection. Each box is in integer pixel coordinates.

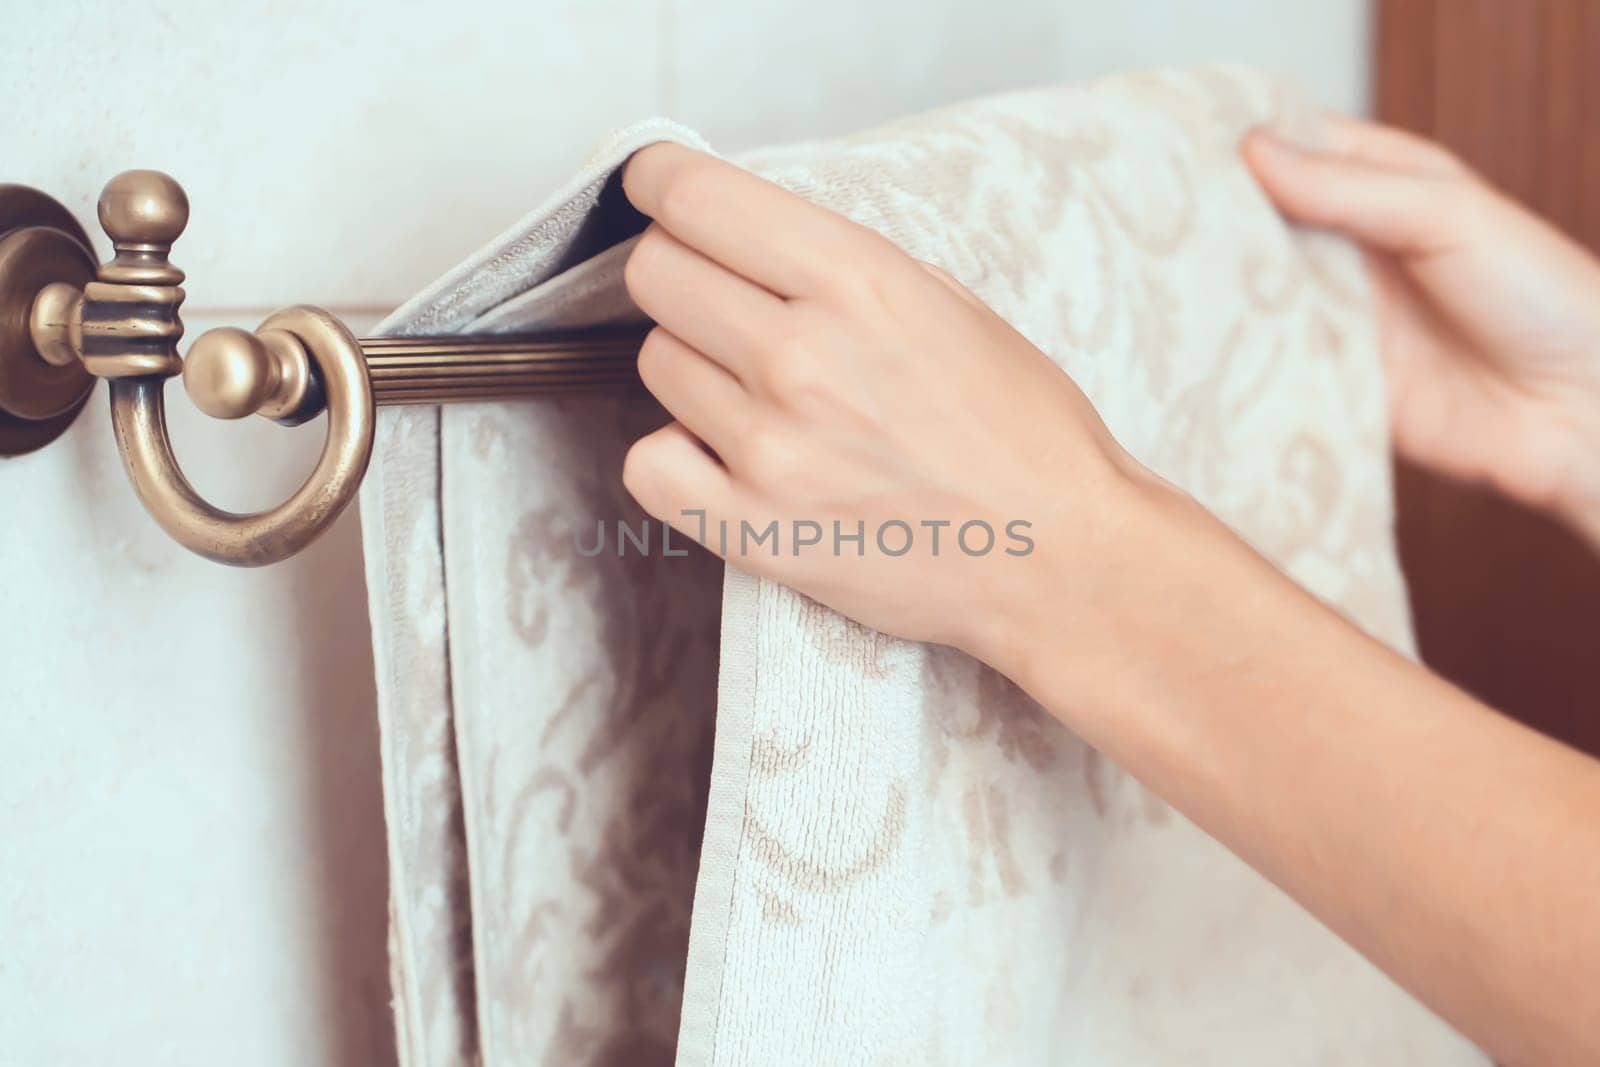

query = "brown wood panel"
[
  {"left": 1541, "top": 0, "right": 1584, "bottom": 234},
  {"left": 1376, "top": 0, "right": 1600, "bottom": 756}
]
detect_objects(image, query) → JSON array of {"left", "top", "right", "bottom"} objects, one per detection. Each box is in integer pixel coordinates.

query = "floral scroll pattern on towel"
[
  {"left": 684, "top": 67, "right": 1482, "bottom": 1066},
  {"left": 360, "top": 68, "right": 1486, "bottom": 1067}
]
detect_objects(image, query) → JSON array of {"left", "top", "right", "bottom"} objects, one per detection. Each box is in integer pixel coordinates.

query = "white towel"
[{"left": 360, "top": 67, "right": 1485, "bottom": 1066}]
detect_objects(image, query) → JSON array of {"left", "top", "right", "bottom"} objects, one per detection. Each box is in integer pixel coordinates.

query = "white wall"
[{"left": 0, "top": 2, "right": 1368, "bottom": 1063}]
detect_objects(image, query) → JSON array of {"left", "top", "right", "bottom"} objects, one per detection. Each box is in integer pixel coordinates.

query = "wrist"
[
  {"left": 973, "top": 460, "right": 1220, "bottom": 722},
  {"left": 985, "top": 461, "right": 1321, "bottom": 754}
]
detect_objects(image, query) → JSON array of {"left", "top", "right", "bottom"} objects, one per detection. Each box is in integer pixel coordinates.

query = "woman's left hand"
[{"left": 618, "top": 141, "right": 1167, "bottom": 672}]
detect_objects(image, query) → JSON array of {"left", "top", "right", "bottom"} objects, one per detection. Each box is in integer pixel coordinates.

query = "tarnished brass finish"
[
  {"left": 80, "top": 280, "right": 186, "bottom": 378},
  {"left": 29, "top": 282, "right": 85, "bottom": 367},
  {"left": 0, "top": 229, "right": 95, "bottom": 420},
  {"left": 81, "top": 170, "right": 186, "bottom": 380},
  {"left": 184, "top": 326, "right": 323, "bottom": 424},
  {"left": 257, "top": 329, "right": 322, "bottom": 421},
  {"left": 364, "top": 330, "right": 642, "bottom": 404},
  {"left": 0, "top": 170, "right": 646, "bottom": 563},
  {"left": 184, "top": 328, "right": 643, "bottom": 421},
  {"left": 96, "top": 169, "right": 189, "bottom": 256},
  {"left": 110, "top": 307, "right": 373, "bottom": 567},
  {"left": 0, "top": 184, "right": 97, "bottom": 455}
]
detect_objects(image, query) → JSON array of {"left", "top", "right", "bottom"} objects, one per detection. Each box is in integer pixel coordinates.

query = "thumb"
[{"left": 1241, "top": 128, "right": 1461, "bottom": 256}]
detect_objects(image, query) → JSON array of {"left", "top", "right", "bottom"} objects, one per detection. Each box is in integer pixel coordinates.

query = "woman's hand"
[
  {"left": 1243, "top": 116, "right": 1600, "bottom": 544},
  {"left": 619, "top": 139, "right": 1600, "bottom": 1067},
  {"left": 618, "top": 141, "right": 1165, "bottom": 672}
]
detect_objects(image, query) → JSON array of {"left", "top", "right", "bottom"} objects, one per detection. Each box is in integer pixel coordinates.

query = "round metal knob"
[
  {"left": 98, "top": 170, "right": 189, "bottom": 247},
  {"left": 184, "top": 325, "right": 321, "bottom": 423},
  {"left": 184, "top": 326, "right": 321, "bottom": 425},
  {"left": 184, "top": 327, "right": 272, "bottom": 419}
]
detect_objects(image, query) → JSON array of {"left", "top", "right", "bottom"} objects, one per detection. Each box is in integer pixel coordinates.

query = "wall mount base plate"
[{"left": 0, "top": 184, "right": 97, "bottom": 457}]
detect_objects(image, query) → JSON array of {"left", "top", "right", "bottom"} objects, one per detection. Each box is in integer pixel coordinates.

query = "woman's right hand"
[{"left": 1243, "top": 116, "right": 1600, "bottom": 545}]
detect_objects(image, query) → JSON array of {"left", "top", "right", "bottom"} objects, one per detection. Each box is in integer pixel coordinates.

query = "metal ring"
[{"left": 107, "top": 306, "right": 374, "bottom": 566}]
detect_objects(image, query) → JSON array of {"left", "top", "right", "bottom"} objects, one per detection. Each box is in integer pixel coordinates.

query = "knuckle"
[
  {"left": 739, "top": 426, "right": 801, "bottom": 486},
  {"left": 763, "top": 328, "right": 833, "bottom": 406},
  {"left": 767, "top": 352, "right": 825, "bottom": 405},
  {"left": 821, "top": 232, "right": 889, "bottom": 289},
  {"left": 849, "top": 249, "right": 924, "bottom": 317}
]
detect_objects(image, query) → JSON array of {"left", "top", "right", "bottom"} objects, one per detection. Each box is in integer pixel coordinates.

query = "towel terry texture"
[{"left": 359, "top": 67, "right": 1486, "bottom": 1066}]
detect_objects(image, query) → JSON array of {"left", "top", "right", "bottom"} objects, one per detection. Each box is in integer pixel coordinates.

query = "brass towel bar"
[{"left": 0, "top": 170, "right": 646, "bottom": 566}]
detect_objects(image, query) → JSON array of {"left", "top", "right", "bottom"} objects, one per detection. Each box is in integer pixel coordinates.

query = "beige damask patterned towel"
[{"left": 360, "top": 68, "right": 1485, "bottom": 1065}]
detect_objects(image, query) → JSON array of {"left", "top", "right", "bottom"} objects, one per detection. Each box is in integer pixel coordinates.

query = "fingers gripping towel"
[{"left": 360, "top": 67, "right": 1486, "bottom": 1066}]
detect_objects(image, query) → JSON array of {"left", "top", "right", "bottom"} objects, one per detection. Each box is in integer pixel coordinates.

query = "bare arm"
[
  {"left": 1008, "top": 479, "right": 1600, "bottom": 1067},
  {"left": 615, "top": 130, "right": 1600, "bottom": 1064}
]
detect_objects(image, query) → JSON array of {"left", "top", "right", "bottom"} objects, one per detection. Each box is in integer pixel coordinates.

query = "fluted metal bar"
[{"left": 358, "top": 329, "right": 646, "bottom": 406}]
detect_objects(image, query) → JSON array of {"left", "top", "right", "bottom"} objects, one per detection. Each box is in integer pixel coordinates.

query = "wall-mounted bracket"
[{"left": 0, "top": 172, "right": 644, "bottom": 566}]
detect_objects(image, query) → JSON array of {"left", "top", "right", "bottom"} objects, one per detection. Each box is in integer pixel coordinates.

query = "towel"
[{"left": 360, "top": 67, "right": 1485, "bottom": 1066}]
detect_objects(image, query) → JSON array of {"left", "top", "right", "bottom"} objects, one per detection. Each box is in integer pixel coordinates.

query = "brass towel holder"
[{"left": 0, "top": 170, "right": 645, "bottom": 566}]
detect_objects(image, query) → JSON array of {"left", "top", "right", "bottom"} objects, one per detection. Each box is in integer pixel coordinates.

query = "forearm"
[{"left": 994, "top": 481, "right": 1600, "bottom": 1065}]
